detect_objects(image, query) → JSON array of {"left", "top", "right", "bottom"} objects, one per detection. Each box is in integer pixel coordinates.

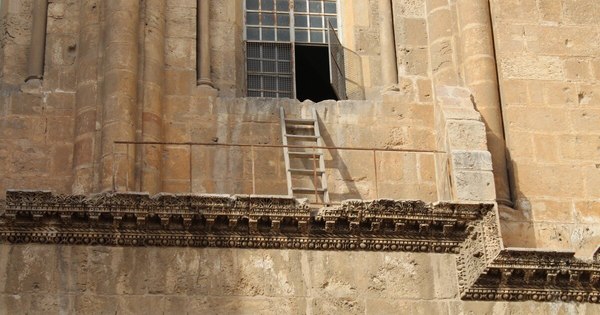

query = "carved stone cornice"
[
  {"left": 0, "top": 190, "right": 490, "bottom": 253},
  {"left": 1, "top": 190, "right": 599, "bottom": 303},
  {"left": 456, "top": 208, "right": 600, "bottom": 304}
]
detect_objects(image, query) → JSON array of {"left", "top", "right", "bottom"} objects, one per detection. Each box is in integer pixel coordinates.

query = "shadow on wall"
[
  {"left": 318, "top": 115, "right": 363, "bottom": 201},
  {"left": 499, "top": 150, "right": 537, "bottom": 248}
]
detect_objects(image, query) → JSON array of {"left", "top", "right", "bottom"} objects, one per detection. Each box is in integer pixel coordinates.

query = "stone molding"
[
  {"left": 0, "top": 190, "right": 489, "bottom": 253},
  {"left": 457, "top": 208, "right": 600, "bottom": 304},
  {"left": 1, "top": 190, "right": 599, "bottom": 304}
]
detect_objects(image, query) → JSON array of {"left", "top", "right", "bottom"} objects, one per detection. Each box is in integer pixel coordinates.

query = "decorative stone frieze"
[
  {"left": 0, "top": 190, "right": 490, "bottom": 254},
  {"left": 457, "top": 207, "right": 600, "bottom": 304},
  {"left": 1, "top": 190, "right": 599, "bottom": 304}
]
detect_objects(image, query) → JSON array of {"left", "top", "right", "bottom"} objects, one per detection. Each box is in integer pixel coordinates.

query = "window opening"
[
  {"left": 244, "top": 0, "right": 342, "bottom": 101},
  {"left": 295, "top": 44, "right": 337, "bottom": 102}
]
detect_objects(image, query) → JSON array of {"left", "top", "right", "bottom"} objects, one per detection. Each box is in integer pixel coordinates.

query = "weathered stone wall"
[
  {"left": 490, "top": 0, "right": 600, "bottom": 254},
  {"left": 0, "top": 0, "right": 78, "bottom": 196},
  {"left": 158, "top": 95, "right": 437, "bottom": 202},
  {"left": 0, "top": 245, "right": 598, "bottom": 314}
]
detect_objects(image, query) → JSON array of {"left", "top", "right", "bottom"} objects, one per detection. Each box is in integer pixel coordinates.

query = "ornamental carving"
[{"left": 1, "top": 190, "right": 599, "bottom": 304}]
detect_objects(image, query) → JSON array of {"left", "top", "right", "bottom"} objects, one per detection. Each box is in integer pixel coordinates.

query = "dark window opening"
[{"left": 295, "top": 44, "right": 338, "bottom": 102}]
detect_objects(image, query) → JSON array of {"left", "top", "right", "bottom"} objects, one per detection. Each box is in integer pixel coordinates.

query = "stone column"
[
  {"left": 425, "top": 0, "right": 459, "bottom": 86},
  {"left": 100, "top": 0, "right": 140, "bottom": 191},
  {"left": 197, "top": 0, "right": 213, "bottom": 86},
  {"left": 72, "top": 0, "right": 101, "bottom": 194},
  {"left": 456, "top": 0, "right": 512, "bottom": 206},
  {"left": 26, "top": 0, "right": 48, "bottom": 81},
  {"left": 140, "top": 0, "right": 166, "bottom": 194},
  {"left": 378, "top": 0, "right": 398, "bottom": 88}
]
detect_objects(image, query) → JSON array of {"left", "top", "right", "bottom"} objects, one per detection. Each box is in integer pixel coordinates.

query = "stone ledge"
[
  {"left": 0, "top": 190, "right": 490, "bottom": 254},
  {"left": 457, "top": 207, "right": 600, "bottom": 304},
  {"left": 461, "top": 248, "right": 600, "bottom": 303}
]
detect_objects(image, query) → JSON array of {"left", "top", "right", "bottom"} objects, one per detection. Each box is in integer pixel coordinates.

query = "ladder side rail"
[
  {"left": 312, "top": 108, "right": 330, "bottom": 204},
  {"left": 280, "top": 107, "right": 294, "bottom": 197}
]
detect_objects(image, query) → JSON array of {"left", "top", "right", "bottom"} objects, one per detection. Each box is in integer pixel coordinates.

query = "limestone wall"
[
  {"left": 158, "top": 96, "right": 438, "bottom": 202},
  {"left": 490, "top": 0, "right": 600, "bottom": 253},
  {"left": 0, "top": 0, "right": 78, "bottom": 195},
  {"left": 0, "top": 245, "right": 598, "bottom": 314}
]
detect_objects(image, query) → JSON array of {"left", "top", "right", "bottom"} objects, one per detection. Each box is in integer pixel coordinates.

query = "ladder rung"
[
  {"left": 288, "top": 151, "right": 323, "bottom": 158},
  {"left": 289, "top": 168, "right": 324, "bottom": 174},
  {"left": 285, "top": 134, "right": 318, "bottom": 141},
  {"left": 292, "top": 187, "right": 326, "bottom": 193},
  {"left": 285, "top": 118, "right": 315, "bottom": 125}
]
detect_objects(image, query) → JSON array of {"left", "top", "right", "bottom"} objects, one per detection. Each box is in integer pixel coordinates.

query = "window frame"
[{"left": 243, "top": 0, "right": 341, "bottom": 99}]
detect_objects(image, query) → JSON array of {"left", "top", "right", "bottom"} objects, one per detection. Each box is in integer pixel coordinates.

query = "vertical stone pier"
[
  {"left": 140, "top": 0, "right": 166, "bottom": 194},
  {"left": 100, "top": 0, "right": 141, "bottom": 191},
  {"left": 72, "top": 0, "right": 101, "bottom": 194},
  {"left": 456, "top": 0, "right": 511, "bottom": 206},
  {"left": 425, "top": 0, "right": 459, "bottom": 86}
]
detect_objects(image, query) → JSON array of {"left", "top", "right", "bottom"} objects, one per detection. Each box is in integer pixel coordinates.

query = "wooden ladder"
[{"left": 279, "top": 107, "right": 330, "bottom": 204}]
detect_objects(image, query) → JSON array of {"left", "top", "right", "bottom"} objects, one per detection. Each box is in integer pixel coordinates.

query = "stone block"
[
  {"left": 417, "top": 79, "right": 433, "bottom": 103},
  {"left": 570, "top": 108, "right": 600, "bottom": 132},
  {"left": 9, "top": 93, "right": 43, "bottom": 115},
  {"left": 504, "top": 106, "right": 569, "bottom": 133},
  {"left": 563, "top": 0, "right": 600, "bottom": 25},
  {"left": 516, "top": 163, "right": 584, "bottom": 198},
  {"left": 162, "top": 146, "right": 191, "bottom": 180},
  {"left": 165, "top": 70, "right": 196, "bottom": 96},
  {"left": 559, "top": 134, "right": 600, "bottom": 161},
  {"left": 418, "top": 153, "right": 436, "bottom": 183},
  {"left": 538, "top": 0, "right": 562, "bottom": 23},
  {"left": 565, "top": 58, "right": 593, "bottom": 81},
  {"left": 532, "top": 134, "right": 559, "bottom": 163},
  {"left": 500, "top": 55, "right": 564, "bottom": 80},
  {"left": 51, "top": 143, "right": 74, "bottom": 175},
  {"left": 445, "top": 120, "right": 487, "bottom": 150},
  {"left": 533, "top": 222, "right": 574, "bottom": 250},
  {"left": 499, "top": 220, "right": 537, "bottom": 248},
  {"left": 530, "top": 199, "right": 575, "bottom": 223},
  {"left": 453, "top": 170, "right": 496, "bottom": 201},
  {"left": 165, "top": 38, "right": 195, "bottom": 69},
  {"left": 491, "top": 0, "right": 538, "bottom": 22},
  {"left": 451, "top": 150, "right": 493, "bottom": 171},
  {"left": 393, "top": 0, "right": 426, "bottom": 17},
  {"left": 47, "top": 117, "right": 74, "bottom": 142},
  {"left": 402, "top": 18, "right": 428, "bottom": 46},
  {"left": 575, "top": 201, "right": 600, "bottom": 224},
  {"left": 583, "top": 165, "right": 600, "bottom": 198}
]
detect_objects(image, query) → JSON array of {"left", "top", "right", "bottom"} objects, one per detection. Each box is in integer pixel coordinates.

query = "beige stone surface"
[
  {"left": 1, "top": 0, "right": 600, "bottom": 310},
  {"left": 1, "top": 245, "right": 598, "bottom": 314}
]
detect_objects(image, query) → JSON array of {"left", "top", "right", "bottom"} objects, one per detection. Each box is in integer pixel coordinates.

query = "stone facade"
[{"left": 0, "top": 0, "right": 599, "bottom": 314}]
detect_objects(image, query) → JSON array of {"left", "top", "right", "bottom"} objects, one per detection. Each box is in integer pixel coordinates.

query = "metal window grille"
[
  {"left": 293, "top": 0, "right": 338, "bottom": 44},
  {"left": 328, "top": 21, "right": 346, "bottom": 100},
  {"left": 246, "top": 42, "right": 294, "bottom": 98},
  {"left": 245, "top": 0, "right": 341, "bottom": 98}
]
